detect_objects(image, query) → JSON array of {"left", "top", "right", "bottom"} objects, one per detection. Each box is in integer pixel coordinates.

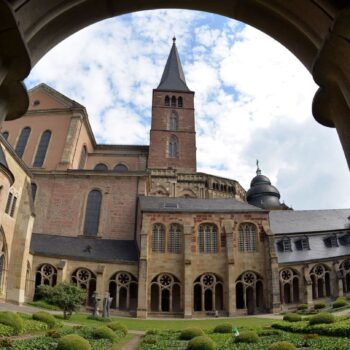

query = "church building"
[{"left": 0, "top": 40, "right": 349, "bottom": 318}]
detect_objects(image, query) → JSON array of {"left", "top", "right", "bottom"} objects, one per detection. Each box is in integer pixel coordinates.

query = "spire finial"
[
  {"left": 256, "top": 159, "right": 262, "bottom": 175},
  {"left": 172, "top": 36, "right": 176, "bottom": 44}
]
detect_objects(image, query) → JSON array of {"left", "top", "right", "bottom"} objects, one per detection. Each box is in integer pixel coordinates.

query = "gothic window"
[
  {"left": 340, "top": 260, "right": 350, "bottom": 294},
  {"left": 168, "top": 224, "right": 182, "bottom": 253},
  {"left": 169, "top": 112, "right": 178, "bottom": 131},
  {"left": 239, "top": 223, "right": 257, "bottom": 252},
  {"left": 94, "top": 163, "right": 108, "bottom": 171},
  {"left": 168, "top": 135, "right": 177, "bottom": 158},
  {"left": 113, "top": 163, "right": 128, "bottom": 172},
  {"left": 109, "top": 272, "right": 138, "bottom": 310},
  {"left": 198, "top": 224, "right": 218, "bottom": 253},
  {"left": 35, "top": 264, "right": 57, "bottom": 288},
  {"left": 2, "top": 132, "right": 8, "bottom": 140},
  {"left": 279, "top": 268, "right": 300, "bottom": 304},
  {"left": 71, "top": 268, "right": 96, "bottom": 306},
  {"left": 31, "top": 183, "right": 37, "bottom": 202},
  {"left": 5, "top": 193, "right": 12, "bottom": 214},
  {"left": 277, "top": 237, "right": 292, "bottom": 252},
  {"left": 295, "top": 236, "right": 310, "bottom": 250},
  {"left": 171, "top": 96, "right": 176, "bottom": 107},
  {"left": 177, "top": 96, "right": 183, "bottom": 108},
  {"left": 310, "top": 264, "right": 331, "bottom": 299},
  {"left": 33, "top": 130, "right": 51, "bottom": 167},
  {"left": 152, "top": 224, "right": 165, "bottom": 253},
  {"left": 165, "top": 95, "right": 170, "bottom": 106},
  {"left": 15, "top": 127, "right": 31, "bottom": 158},
  {"left": 78, "top": 145, "right": 87, "bottom": 169},
  {"left": 193, "top": 273, "right": 223, "bottom": 312},
  {"left": 150, "top": 273, "right": 181, "bottom": 312},
  {"left": 83, "top": 190, "right": 102, "bottom": 236},
  {"left": 324, "top": 235, "right": 338, "bottom": 248}
]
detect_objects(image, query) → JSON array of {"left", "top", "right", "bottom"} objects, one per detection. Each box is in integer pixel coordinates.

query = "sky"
[{"left": 26, "top": 9, "right": 350, "bottom": 210}]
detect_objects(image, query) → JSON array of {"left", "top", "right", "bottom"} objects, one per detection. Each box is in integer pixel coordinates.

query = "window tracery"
[
  {"left": 71, "top": 268, "right": 96, "bottom": 305},
  {"left": 198, "top": 224, "right": 218, "bottom": 253},
  {"left": 35, "top": 264, "right": 57, "bottom": 288},
  {"left": 239, "top": 223, "right": 257, "bottom": 252},
  {"left": 152, "top": 224, "right": 165, "bottom": 253},
  {"left": 168, "top": 224, "right": 182, "bottom": 253},
  {"left": 310, "top": 264, "right": 331, "bottom": 299},
  {"left": 279, "top": 268, "right": 300, "bottom": 304}
]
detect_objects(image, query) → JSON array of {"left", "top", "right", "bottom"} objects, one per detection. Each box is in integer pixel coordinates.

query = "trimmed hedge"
[
  {"left": 32, "top": 311, "right": 57, "bottom": 328},
  {"left": 333, "top": 297, "right": 347, "bottom": 308},
  {"left": 314, "top": 302, "right": 326, "bottom": 310},
  {"left": 213, "top": 323, "right": 232, "bottom": 333},
  {"left": 107, "top": 322, "right": 127, "bottom": 335},
  {"left": 309, "top": 312, "right": 335, "bottom": 325},
  {"left": 268, "top": 341, "right": 296, "bottom": 350},
  {"left": 257, "top": 329, "right": 282, "bottom": 337},
  {"left": 142, "top": 335, "right": 157, "bottom": 345},
  {"left": 57, "top": 334, "right": 91, "bottom": 350},
  {"left": 283, "top": 313, "right": 302, "bottom": 322},
  {"left": 297, "top": 304, "right": 308, "bottom": 311},
  {"left": 0, "top": 312, "right": 24, "bottom": 334},
  {"left": 234, "top": 331, "right": 259, "bottom": 343},
  {"left": 187, "top": 335, "right": 216, "bottom": 350},
  {"left": 179, "top": 327, "right": 204, "bottom": 340},
  {"left": 93, "top": 326, "right": 116, "bottom": 341}
]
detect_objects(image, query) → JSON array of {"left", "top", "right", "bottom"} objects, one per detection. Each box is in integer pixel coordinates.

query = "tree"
[{"left": 46, "top": 283, "right": 86, "bottom": 319}]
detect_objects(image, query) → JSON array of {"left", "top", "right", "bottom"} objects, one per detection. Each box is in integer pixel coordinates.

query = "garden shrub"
[
  {"left": 268, "top": 341, "right": 296, "bottom": 350},
  {"left": 32, "top": 311, "right": 57, "bottom": 328},
  {"left": 297, "top": 304, "right": 308, "bottom": 311},
  {"left": 234, "top": 331, "right": 259, "bottom": 343},
  {"left": 0, "top": 338, "right": 12, "bottom": 348},
  {"left": 142, "top": 335, "right": 157, "bottom": 344},
  {"left": 309, "top": 312, "right": 335, "bottom": 325},
  {"left": 213, "top": 323, "right": 232, "bottom": 333},
  {"left": 46, "top": 329, "right": 61, "bottom": 338},
  {"left": 22, "top": 319, "right": 48, "bottom": 334},
  {"left": 283, "top": 313, "right": 302, "bottom": 322},
  {"left": 93, "top": 326, "right": 116, "bottom": 341},
  {"left": 0, "top": 311, "right": 24, "bottom": 334},
  {"left": 303, "top": 333, "right": 319, "bottom": 340},
  {"left": 57, "top": 334, "right": 91, "bottom": 350},
  {"left": 333, "top": 297, "right": 347, "bottom": 308},
  {"left": 146, "top": 329, "right": 159, "bottom": 335},
  {"left": 0, "top": 323, "right": 15, "bottom": 337},
  {"left": 187, "top": 335, "right": 216, "bottom": 350},
  {"left": 314, "top": 302, "right": 326, "bottom": 310},
  {"left": 258, "top": 329, "right": 282, "bottom": 336},
  {"left": 107, "top": 321, "right": 127, "bottom": 335},
  {"left": 179, "top": 327, "right": 204, "bottom": 340}
]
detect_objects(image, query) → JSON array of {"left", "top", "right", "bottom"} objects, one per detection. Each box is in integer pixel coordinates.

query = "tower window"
[
  {"left": 83, "top": 190, "right": 102, "bottom": 236},
  {"left": 239, "top": 223, "right": 257, "bottom": 252},
  {"left": 178, "top": 96, "right": 183, "bottom": 108},
  {"left": 168, "top": 135, "right": 177, "bottom": 158},
  {"left": 78, "top": 146, "right": 87, "bottom": 169},
  {"left": 171, "top": 96, "right": 176, "bottom": 107},
  {"left": 165, "top": 96, "right": 170, "bottom": 106},
  {"left": 169, "top": 112, "right": 178, "bottom": 131},
  {"left": 15, "top": 127, "right": 31, "bottom": 158},
  {"left": 33, "top": 130, "right": 51, "bottom": 167}
]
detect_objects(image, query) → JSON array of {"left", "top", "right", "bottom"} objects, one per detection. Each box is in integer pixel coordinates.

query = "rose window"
[
  {"left": 243, "top": 272, "right": 256, "bottom": 285},
  {"left": 281, "top": 269, "right": 292, "bottom": 282},
  {"left": 42, "top": 264, "right": 54, "bottom": 277},
  {"left": 314, "top": 265, "right": 324, "bottom": 276},
  {"left": 117, "top": 273, "right": 130, "bottom": 285},
  {"left": 77, "top": 269, "right": 91, "bottom": 282},
  {"left": 159, "top": 274, "right": 172, "bottom": 287},
  {"left": 202, "top": 274, "right": 215, "bottom": 287}
]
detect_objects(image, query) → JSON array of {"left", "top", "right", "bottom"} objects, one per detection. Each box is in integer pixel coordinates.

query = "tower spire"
[{"left": 157, "top": 38, "right": 190, "bottom": 91}]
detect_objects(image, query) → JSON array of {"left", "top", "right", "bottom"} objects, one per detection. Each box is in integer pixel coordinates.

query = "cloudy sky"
[{"left": 26, "top": 9, "right": 350, "bottom": 210}]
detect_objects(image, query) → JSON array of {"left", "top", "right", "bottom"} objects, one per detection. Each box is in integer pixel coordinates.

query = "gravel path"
[{"left": 121, "top": 335, "right": 142, "bottom": 350}]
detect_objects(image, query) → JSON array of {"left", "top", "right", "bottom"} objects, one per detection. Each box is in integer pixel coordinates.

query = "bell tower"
[{"left": 148, "top": 38, "right": 196, "bottom": 173}]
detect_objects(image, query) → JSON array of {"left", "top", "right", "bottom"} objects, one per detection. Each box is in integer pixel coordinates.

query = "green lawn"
[{"left": 61, "top": 313, "right": 274, "bottom": 331}]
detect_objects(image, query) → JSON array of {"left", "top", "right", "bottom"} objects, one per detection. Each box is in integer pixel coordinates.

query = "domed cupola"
[{"left": 246, "top": 161, "right": 282, "bottom": 210}]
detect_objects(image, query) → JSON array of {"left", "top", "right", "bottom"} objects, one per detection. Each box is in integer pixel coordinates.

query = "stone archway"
[{"left": 2, "top": 1, "right": 350, "bottom": 170}]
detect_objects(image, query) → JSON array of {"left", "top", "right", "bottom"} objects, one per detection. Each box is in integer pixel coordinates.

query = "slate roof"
[
  {"left": 139, "top": 196, "right": 264, "bottom": 213},
  {"left": 157, "top": 39, "right": 190, "bottom": 91},
  {"left": 30, "top": 233, "right": 138, "bottom": 263},
  {"left": 270, "top": 209, "right": 350, "bottom": 234}
]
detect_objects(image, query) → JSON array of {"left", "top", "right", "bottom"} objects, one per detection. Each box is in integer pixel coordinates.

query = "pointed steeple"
[{"left": 157, "top": 37, "right": 190, "bottom": 91}]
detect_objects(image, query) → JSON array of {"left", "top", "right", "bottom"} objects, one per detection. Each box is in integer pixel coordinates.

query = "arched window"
[
  {"left": 168, "top": 135, "right": 177, "bottom": 158},
  {"left": 178, "top": 96, "right": 183, "bottom": 108},
  {"left": 171, "top": 96, "right": 176, "bottom": 107},
  {"left": 35, "top": 264, "right": 57, "bottom": 289},
  {"left": 33, "top": 130, "right": 51, "bottom": 167},
  {"left": 169, "top": 112, "right": 178, "bottom": 131},
  {"left": 340, "top": 260, "right": 350, "bottom": 294},
  {"left": 168, "top": 224, "right": 182, "bottom": 253},
  {"left": 279, "top": 268, "right": 300, "bottom": 304},
  {"left": 31, "top": 183, "right": 37, "bottom": 202},
  {"left": 78, "top": 145, "right": 87, "bottom": 169},
  {"left": 2, "top": 131, "right": 8, "bottom": 140},
  {"left": 15, "top": 127, "right": 31, "bottom": 158},
  {"left": 83, "top": 190, "right": 102, "bottom": 236},
  {"left": 113, "top": 163, "right": 128, "bottom": 172},
  {"left": 71, "top": 268, "right": 96, "bottom": 306},
  {"left": 239, "top": 223, "right": 257, "bottom": 252},
  {"left": 165, "top": 96, "right": 170, "bottom": 106},
  {"left": 152, "top": 224, "right": 165, "bottom": 253},
  {"left": 310, "top": 264, "right": 331, "bottom": 299},
  {"left": 198, "top": 224, "right": 218, "bottom": 253},
  {"left": 94, "top": 163, "right": 108, "bottom": 171}
]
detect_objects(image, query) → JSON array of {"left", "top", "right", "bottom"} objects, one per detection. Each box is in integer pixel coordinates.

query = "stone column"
[
  {"left": 183, "top": 224, "right": 192, "bottom": 318},
  {"left": 303, "top": 265, "right": 313, "bottom": 305},
  {"left": 56, "top": 260, "right": 67, "bottom": 284},
  {"left": 95, "top": 264, "right": 105, "bottom": 311},
  {"left": 137, "top": 231, "right": 148, "bottom": 318}
]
